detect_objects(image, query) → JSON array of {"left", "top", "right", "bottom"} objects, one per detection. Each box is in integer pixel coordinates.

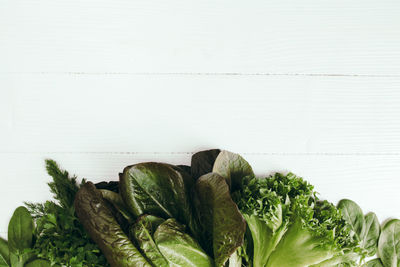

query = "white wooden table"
[{"left": 1, "top": 0, "right": 400, "bottom": 235}]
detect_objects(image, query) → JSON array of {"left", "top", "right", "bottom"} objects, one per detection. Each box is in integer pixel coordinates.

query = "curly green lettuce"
[{"left": 233, "top": 173, "right": 360, "bottom": 267}]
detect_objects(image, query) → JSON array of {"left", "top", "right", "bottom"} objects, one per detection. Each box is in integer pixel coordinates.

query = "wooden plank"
[
  {"left": 0, "top": 0, "right": 399, "bottom": 74},
  {"left": 1, "top": 74, "right": 400, "bottom": 153},
  {"left": 1, "top": 152, "right": 399, "bottom": 234}
]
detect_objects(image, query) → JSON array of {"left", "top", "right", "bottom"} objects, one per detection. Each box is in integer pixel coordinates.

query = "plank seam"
[
  {"left": 1, "top": 152, "right": 400, "bottom": 156},
  {"left": 1, "top": 72, "right": 400, "bottom": 77}
]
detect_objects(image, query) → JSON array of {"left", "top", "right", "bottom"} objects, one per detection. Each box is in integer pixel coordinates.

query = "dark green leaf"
[
  {"left": 337, "top": 199, "right": 365, "bottom": 242},
  {"left": 100, "top": 189, "right": 135, "bottom": 223},
  {"left": 176, "top": 165, "right": 191, "bottom": 177},
  {"left": 74, "top": 182, "right": 151, "bottom": 267},
  {"left": 169, "top": 164, "right": 196, "bottom": 202},
  {"left": 194, "top": 173, "right": 246, "bottom": 267},
  {"left": 0, "top": 237, "right": 9, "bottom": 266},
  {"left": 95, "top": 181, "right": 119, "bottom": 193},
  {"left": 363, "top": 259, "right": 384, "bottom": 267},
  {"left": 130, "top": 215, "right": 168, "bottom": 267},
  {"left": 24, "top": 259, "right": 51, "bottom": 267},
  {"left": 212, "top": 150, "right": 254, "bottom": 191},
  {"left": 154, "top": 219, "right": 213, "bottom": 267},
  {"left": 8, "top": 207, "right": 33, "bottom": 255},
  {"left": 120, "top": 163, "right": 194, "bottom": 233},
  {"left": 361, "top": 212, "right": 380, "bottom": 256},
  {"left": 191, "top": 149, "right": 221, "bottom": 180},
  {"left": 378, "top": 219, "right": 400, "bottom": 267}
]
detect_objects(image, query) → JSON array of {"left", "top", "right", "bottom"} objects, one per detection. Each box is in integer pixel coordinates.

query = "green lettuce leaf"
[
  {"left": 212, "top": 150, "right": 254, "bottom": 191},
  {"left": 130, "top": 215, "right": 168, "bottom": 267},
  {"left": 191, "top": 149, "right": 221, "bottom": 180},
  {"left": 194, "top": 173, "right": 246, "bottom": 266},
  {"left": 74, "top": 182, "right": 151, "bottom": 267},
  {"left": 154, "top": 219, "right": 213, "bottom": 267},
  {"left": 120, "top": 163, "right": 195, "bottom": 234},
  {"left": 234, "top": 174, "right": 360, "bottom": 267},
  {"left": 100, "top": 189, "right": 134, "bottom": 223},
  {"left": 363, "top": 259, "right": 384, "bottom": 267},
  {"left": 310, "top": 252, "right": 360, "bottom": 266}
]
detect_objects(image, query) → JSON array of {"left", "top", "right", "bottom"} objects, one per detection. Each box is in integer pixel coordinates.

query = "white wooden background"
[{"left": 1, "top": 0, "right": 400, "bottom": 235}]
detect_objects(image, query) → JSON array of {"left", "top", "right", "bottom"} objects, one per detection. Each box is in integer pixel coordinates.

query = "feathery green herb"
[{"left": 25, "top": 160, "right": 109, "bottom": 267}]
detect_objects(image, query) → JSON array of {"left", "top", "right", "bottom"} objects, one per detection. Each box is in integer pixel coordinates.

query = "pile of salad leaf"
[{"left": 0, "top": 149, "right": 399, "bottom": 267}]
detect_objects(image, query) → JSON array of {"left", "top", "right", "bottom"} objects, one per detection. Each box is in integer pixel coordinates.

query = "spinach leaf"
[
  {"left": 7, "top": 207, "right": 33, "bottom": 256},
  {"left": 363, "top": 259, "right": 384, "bottom": 267},
  {"left": 212, "top": 150, "right": 254, "bottom": 191},
  {"left": 191, "top": 149, "right": 221, "bottom": 180},
  {"left": 360, "top": 212, "right": 380, "bottom": 256},
  {"left": 24, "top": 259, "right": 51, "bottom": 267},
  {"left": 120, "top": 163, "right": 194, "bottom": 233},
  {"left": 0, "top": 237, "right": 9, "bottom": 266},
  {"left": 378, "top": 219, "right": 400, "bottom": 267},
  {"left": 194, "top": 173, "right": 246, "bottom": 267},
  {"left": 337, "top": 199, "right": 365, "bottom": 242},
  {"left": 154, "top": 219, "right": 213, "bottom": 267},
  {"left": 2, "top": 209, "right": 50, "bottom": 267},
  {"left": 338, "top": 199, "right": 382, "bottom": 261},
  {"left": 74, "top": 182, "right": 151, "bottom": 267},
  {"left": 130, "top": 215, "right": 168, "bottom": 267}
]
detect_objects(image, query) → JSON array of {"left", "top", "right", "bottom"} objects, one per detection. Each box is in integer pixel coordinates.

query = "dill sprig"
[{"left": 25, "top": 160, "right": 109, "bottom": 267}]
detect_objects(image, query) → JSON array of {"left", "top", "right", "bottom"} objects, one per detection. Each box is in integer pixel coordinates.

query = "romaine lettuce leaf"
[
  {"left": 194, "top": 173, "right": 246, "bottom": 266},
  {"left": 74, "top": 182, "right": 151, "bottom": 267},
  {"left": 120, "top": 163, "right": 195, "bottom": 234},
  {"left": 154, "top": 219, "right": 213, "bottom": 267},
  {"left": 191, "top": 149, "right": 221, "bottom": 180},
  {"left": 130, "top": 215, "right": 168, "bottom": 267},
  {"left": 213, "top": 150, "right": 254, "bottom": 191}
]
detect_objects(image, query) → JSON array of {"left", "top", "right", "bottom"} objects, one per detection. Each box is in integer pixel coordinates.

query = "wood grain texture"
[
  {"left": 0, "top": 0, "right": 399, "bottom": 74},
  {"left": 1, "top": 0, "right": 400, "bottom": 244},
  {"left": 1, "top": 74, "right": 399, "bottom": 154},
  {"left": 1, "top": 152, "right": 399, "bottom": 234}
]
